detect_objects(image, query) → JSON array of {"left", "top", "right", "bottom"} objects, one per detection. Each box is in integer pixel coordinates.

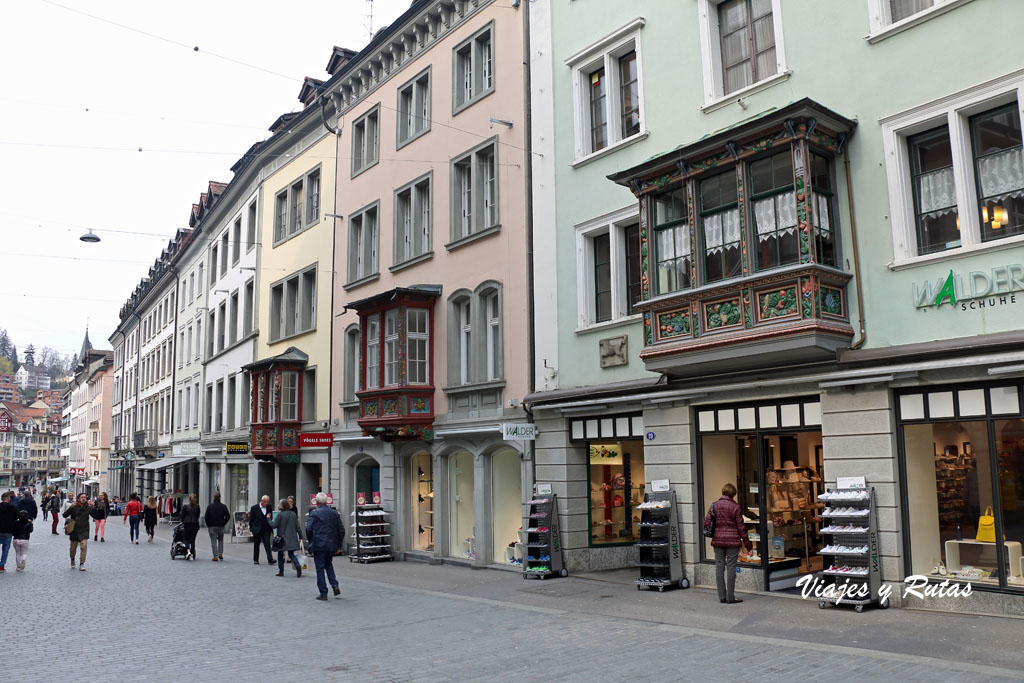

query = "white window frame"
[
  {"left": 397, "top": 67, "right": 432, "bottom": 148},
  {"left": 393, "top": 173, "right": 433, "bottom": 267},
  {"left": 881, "top": 71, "right": 1024, "bottom": 269},
  {"left": 281, "top": 371, "right": 298, "bottom": 422},
  {"left": 566, "top": 18, "right": 648, "bottom": 164},
  {"left": 351, "top": 105, "right": 380, "bottom": 177},
  {"left": 407, "top": 308, "right": 430, "bottom": 385},
  {"left": 347, "top": 202, "right": 380, "bottom": 284},
  {"left": 697, "top": 0, "right": 789, "bottom": 112},
  {"left": 866, "top": 0, "right": 977, "bottom": 43},
  {"left": 483, "top": 291, "right": 501, "bottom": 381},
  {"left": 449, "top": 139, "right": 499, "bottom": 245},
  {"left": 247, "top": 200, "right": 258, "bottom": 252},
  {"left": 452, "top": 22, "right": 495, "bottom": 115},
  {"left": 458, "top": 298, "right": 472, "bottom": 384},
  {"left": 365, "top": 314, "right": 381, "bottom": 390},
  {"left": 384, "top": 309, "right": 400, "bottom": 387},
  {"left": 268, "top": 263, "right": 318, "bottom": 342},
  {"left": 575, "top": 205, "right": 643, "bottom": 330}
]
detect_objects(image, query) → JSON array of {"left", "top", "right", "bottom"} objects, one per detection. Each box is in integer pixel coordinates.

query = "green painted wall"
[{"left": 546, "top": 0, "right": 1024, "bottom": 390}]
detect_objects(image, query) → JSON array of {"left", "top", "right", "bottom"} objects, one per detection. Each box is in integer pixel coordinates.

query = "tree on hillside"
[
  {"left": 0, "top": 356, "right": 12, "bottom": 374},
  {"left": 24, "top": 344, "right": 35, "bottom": 366},
  {"left": 10, "top": 344, "right": 18, "bottom": 371},
  {"left": 0, "top": 329, "right": 10, "bottom": 359}
]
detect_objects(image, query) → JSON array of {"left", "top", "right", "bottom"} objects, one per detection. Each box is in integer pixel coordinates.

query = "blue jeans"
[
  {"left": 0, "top": 534, "right": 11, "bottom": 568},
  {"left": 128, "top": 515, "right": 140, "bottom": 541},
  {"left": 313, "top": 551, "right": 338, "bottom": 596},
  {"left": 277, "top": 550, "right": 300, "bottom": 572}
]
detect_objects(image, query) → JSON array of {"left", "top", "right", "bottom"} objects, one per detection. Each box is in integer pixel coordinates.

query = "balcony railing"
[
  {"left": 114, "top": 435, "right": 131, "bottom": 452},
  {"left": 133, "top": 429, "right": 156, "bottom": 449}
]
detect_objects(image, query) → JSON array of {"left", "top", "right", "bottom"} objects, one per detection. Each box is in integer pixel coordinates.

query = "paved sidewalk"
[{"left": 3, "top": 516, "right": 1021, "bottom": 681}]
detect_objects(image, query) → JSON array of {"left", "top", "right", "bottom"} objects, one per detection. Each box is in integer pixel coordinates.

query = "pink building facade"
[{"left": 327, "top": 0, "right": 533, "bottom": 568}]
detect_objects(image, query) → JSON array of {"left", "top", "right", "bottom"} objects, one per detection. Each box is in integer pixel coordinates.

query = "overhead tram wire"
[{"left": 35, "top": 0, "right": 541, "bottom": 159}]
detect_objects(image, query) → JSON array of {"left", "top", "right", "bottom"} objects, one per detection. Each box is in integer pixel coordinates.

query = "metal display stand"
[
  {"left": 349, "top": 504, "right": 393, "bottom": 563},
  {"left": 817, "top": 485, "right": 888, "bottom": 612},
  {"left": 636, "top": 489, "right": 690, "bottom": 591},
  {"left": 522, "top": 493, "right": 567, "bottom": 579}
]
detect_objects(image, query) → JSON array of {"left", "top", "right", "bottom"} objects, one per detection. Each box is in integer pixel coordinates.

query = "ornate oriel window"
[
  {"left": 347, "top": 286, "right": 441, "bottom": 441},
  {"left": 608, "top": 99, "right": 856, "bottom": 376},
  {"left": 244, "top": 347, "right": 307, "bottom": 463}
]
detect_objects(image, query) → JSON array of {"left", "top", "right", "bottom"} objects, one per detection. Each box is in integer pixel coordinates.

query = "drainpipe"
[
  {"left": 844, "top": 148, "right": 867, "bottom": 351},
  {"left": 522, "top": 0, "right": 537, "bottom": 496}
]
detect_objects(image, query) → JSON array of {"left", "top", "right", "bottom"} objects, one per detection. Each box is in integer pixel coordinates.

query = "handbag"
[
  {"left": 976, "top": 506, "right": 997, "bottom": 543},
  {"left": 702, "top": 503, "right": 716, "bottom": 538},
  {"left": 64, "top": 518, "right": 75, "bottom": 535},
  {"left": 271, "top": 534, "right": 285, "bottom": 551}
]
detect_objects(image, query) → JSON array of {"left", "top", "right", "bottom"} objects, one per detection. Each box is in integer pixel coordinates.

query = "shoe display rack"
[
  {"left": 635, "top": 489, "right": 690, "bottom": 592},
  {"left": 349, "top": 504, "right": 393, "bottom": 564},
  {"left": 522, "top": 493, "right": 567, "bottom": 580},
  {"left": 816, "top": 485, "right": 887, "bottom": 612}
]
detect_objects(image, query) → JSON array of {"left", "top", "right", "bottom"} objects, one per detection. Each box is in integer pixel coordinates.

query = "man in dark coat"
[
  {"left": 16, "top": 492, "right": 38, "bottom": 520},
  {"left": 62, "top": 493, "right": 93, "bottom": 571},
  {"left": 204, "top": 493, "right": 231, "bottom": 562},
  {"left": 0, "top": 491, "right": 18, "bottom": 572},
  {"left": 248, "top": 495, "right": 274, "bottom": 565},
  {"left": 305, "top": 492, "right": 345, "bottom": 601}
]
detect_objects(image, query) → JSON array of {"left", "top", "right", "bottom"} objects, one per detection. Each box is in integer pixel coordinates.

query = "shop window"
[
  {"left": 588, "top": 439, "right": 645, "bottom": 546},
  {"left": 492, "top": 448, "right": 522, "bottom": 565},
  {"left": 903, "top": 415, "right": 1024, "bottom": 588},
  {"left": 354, "top": 458, "right": 380, "bottom": 507},
  {"left": 449, "top": 450, "right": 476, "bottom": 558},
  {"left": 412, "top": 452, "right": 434, "bottom": 551}
]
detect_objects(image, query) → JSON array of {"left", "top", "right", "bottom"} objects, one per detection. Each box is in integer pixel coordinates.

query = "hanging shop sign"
[
  {"left": 913, "top": 264, "right": 1024, "bottom": 310},
  {"left": 0, "top": 414, "right": 10, "bottom": 432},
  {"left": 299, "top": 433, "right": 333, "bottom": 448},
  {"left": 225, "top": 441, "right": 250, "bottom": 454},
  {"left": 502, "top": 423, "right": 537, "bottom": 441}
]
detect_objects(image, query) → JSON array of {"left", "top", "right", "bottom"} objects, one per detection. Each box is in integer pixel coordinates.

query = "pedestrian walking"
[
  {"left": 13, "top": 509, "right": 33, "bottom": 571},
  {"left": 15, "top": 490, "right": 37, "bottom": 520},
  {"left": 288, "top": 495, "right": 299, "bottom": 517},
  {"left": 41, "top": 492, "right": 50, "bottom": 521},
  {"left": 203, "top": 493, "right": 230, "bottom": 561},
  {"left": 180, "top": 494, "right": 201, "bottom": 560},
  {"left": 143, "top": 496, "right": 159, "bottom": 543},
  {"left": 48, "top": 493, "right": 61, "bottom": 534},
  {"left": 123, "top": 493, "right": 143, "bottom": 544},
  {"left": 63, "top": 493, "right": 92, "bottom": 571},
  {"left": 248, "top": 495, "right": 274, "bottom": 565},
  {"left": 270, "top": 498, "right": 306, "bottom": 577},
  {"left": 704, "top": 483, "right": 752, "bottom": 605},
  {"left": 91, "top": 492, "right": 110, "bottom": 542},
  {"left": 305, "top": 492, "right": 345, "bottom": 601},
  {"left": 0, "top": 491, "right": 18, "bottom": 573}
]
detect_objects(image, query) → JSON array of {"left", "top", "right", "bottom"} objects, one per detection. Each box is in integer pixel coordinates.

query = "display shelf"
[
  {"left": 815, "top": 483, "right": 886, "bottom": 613},
  {"left": 349, "top": 504, "right": 394, "bottom": 564},
  {"left": 635, "top": 489, "right": 689, "bottom": 592},
  {"left": 522, "top": 491, "right": 566, "bottom": 580}
]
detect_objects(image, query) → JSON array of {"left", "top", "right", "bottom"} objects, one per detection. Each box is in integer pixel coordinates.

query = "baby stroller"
[{"left": 170, "top": 523, "right": 190, "bottom": 560}]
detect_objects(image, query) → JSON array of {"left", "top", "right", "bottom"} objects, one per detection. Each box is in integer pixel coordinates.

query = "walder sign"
[{"left": 913, "top": 264, "right": 1024, "bottom": 310}]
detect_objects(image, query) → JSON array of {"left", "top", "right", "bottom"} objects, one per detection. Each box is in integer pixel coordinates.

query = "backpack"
[{"left": 702, "top": 502, "right": 716, "bottom": 538}]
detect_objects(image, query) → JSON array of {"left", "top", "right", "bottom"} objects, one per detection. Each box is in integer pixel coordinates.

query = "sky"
[{"left": 0, "top": 0, "right": 413, "bottom": 360}]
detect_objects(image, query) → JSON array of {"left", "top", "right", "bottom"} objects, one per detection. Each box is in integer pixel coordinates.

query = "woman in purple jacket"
[{"left": 704, "top": 483, "right": 752, "bottom": 604}]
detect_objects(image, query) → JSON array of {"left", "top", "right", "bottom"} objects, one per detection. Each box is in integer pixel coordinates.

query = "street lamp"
[{"left": 79, "top": 230, "right": 100, "bottom": 243}]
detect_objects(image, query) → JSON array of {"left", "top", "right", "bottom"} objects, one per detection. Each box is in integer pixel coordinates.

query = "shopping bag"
[
  {"left": 976, "top": 506, "right": 996, "bottom": 543},
  {"left": 299, "top": 553, "right": 308, "bottom": 570}
]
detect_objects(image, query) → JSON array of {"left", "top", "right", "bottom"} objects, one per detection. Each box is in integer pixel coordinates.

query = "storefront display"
[
  {"left": 355, "top": 458, "right": 380, "bottom": 507},
  {"left": 411, "top": 452, "right": 433, "bottom": 551},
  {"left": 588, "top": 439, "right": 645, "bottom": 546},
  {"left": 491, "top": 448, "right": 522, "bottom": 565},
  {"left": 227, "top": 464, "right": 248, "bottom": 515},
  {"left": 697, "top": 398, "right": 824, "bottom": 590},
  {"left": 449, "top": 450, "right": 475, "bottom": 559},
  {"left": 899, "top": 382, "right": 1024, "bottom": 589}
]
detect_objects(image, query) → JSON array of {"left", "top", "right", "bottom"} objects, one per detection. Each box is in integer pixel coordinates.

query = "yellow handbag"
[{"left": 976, "top": 506, "right": 996, "bottom": 543}]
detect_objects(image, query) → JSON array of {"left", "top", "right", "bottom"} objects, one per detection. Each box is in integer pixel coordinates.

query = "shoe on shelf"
[{"left": 316, "top": 595, "right": 328, "bottom": 601}]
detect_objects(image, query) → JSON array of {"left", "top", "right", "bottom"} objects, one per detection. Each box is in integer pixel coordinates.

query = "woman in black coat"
[
  {"left": 179, "top": 494, "right": 202, "bottom": 561},
  {"left": 143, "top": 497, "right": 159, "bottom": 543}
]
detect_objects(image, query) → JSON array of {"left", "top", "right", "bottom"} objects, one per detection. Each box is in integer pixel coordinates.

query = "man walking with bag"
[
  {"left": 204, "top": 493, "right": 231, "bottom": 562},
  {"left": 305, "top": 492, "right": 345, "bottom": 601},
  {"left": 248, "top": 495, "right": 274, "bottom": 565},
  {"left": 63, "top": 493, "right": 92, "bottom": 571}
]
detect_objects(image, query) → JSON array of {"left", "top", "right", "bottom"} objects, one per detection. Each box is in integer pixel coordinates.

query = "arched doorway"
[
  {"left": 491, "top": 448, "right": 522, "bottom": 565},
  {"left": 353, "top": 456, "right": 380, "bottom": 506},
  {"left": 448, "top": 450, "right": 475, "bottom": 559}
]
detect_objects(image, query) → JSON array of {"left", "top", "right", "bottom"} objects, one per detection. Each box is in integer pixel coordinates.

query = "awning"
[
  {"left": 136, "top": 456, "right": 196, "bottom": 472},
  {"left": 83, "top": 479, "right": 99, "bottom": 486},
  {"left": 49, "top": 476, "right": 68, "bottom": 482}
]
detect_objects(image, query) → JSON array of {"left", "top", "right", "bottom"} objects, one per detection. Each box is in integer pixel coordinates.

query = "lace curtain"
[
  {"left": 656, "top": 224, "right": 690, "bottom": 261},
  {"left": 977, "top": 147, "right": 1024, "bottom": 200},
  {"left": 917, "top": 166, "right": 957, "bottom": 215},
  {"left": 703, "top": 209, "right": 740, "bottom": 253},
  {"left": 814, "top": 194, "right": 831, "bottom": 235},
  {"left": 753, "top": 191, "right": 797, "bottom": 242}
]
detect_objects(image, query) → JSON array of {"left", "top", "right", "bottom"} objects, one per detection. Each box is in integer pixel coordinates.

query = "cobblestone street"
[{"left": 1, "top": 515, "right": 1019, "bottom": 682}]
